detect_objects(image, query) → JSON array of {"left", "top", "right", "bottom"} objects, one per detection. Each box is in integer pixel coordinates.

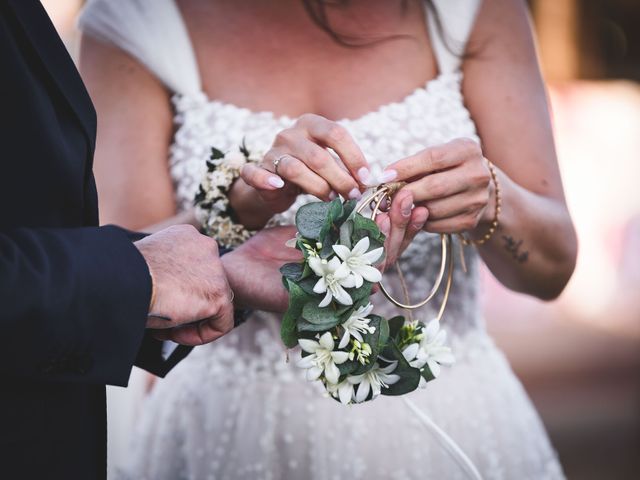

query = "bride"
[{"left": 79, "top": 0, "right": 576, "bottom": 478}]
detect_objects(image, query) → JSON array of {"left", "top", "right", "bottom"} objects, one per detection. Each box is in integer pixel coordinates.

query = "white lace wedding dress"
[{"left": 80, "top": 1, "right": 566, "bottom": 479}]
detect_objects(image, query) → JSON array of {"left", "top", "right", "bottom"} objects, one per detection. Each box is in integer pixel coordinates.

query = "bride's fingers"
[
  {"left": 400, "top": 168, "right": 470, "bottom": 204},
  {"left": 398, "top": 206, "right": 428, "bottom": 255},
  {"left": 286, "top": 136, "right": 362, "bottom": 199},
  {"left": 262, "top": 151, "right": 334, "bottom": 200},
  {"left": 385, "top": 138, "right": 473, "bottom": 182},
  {"left": 421, "top": 189, "right": 488, "bottom": 221},
  {"left": 424, "top": 212, "right": 482, "bottom": 234},
  {"left": 241, "top": 163, "right": 285, "bottom": 190},
  {"left": 383, "top": 190, "right": 414, "bottom": 266},
  {"left": 297, "top": 114, "right": 369, "bottom": 187}
]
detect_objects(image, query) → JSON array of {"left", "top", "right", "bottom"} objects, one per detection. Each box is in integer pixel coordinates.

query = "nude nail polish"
[
  {"left": 357, "top": 167, "right": 370, "bottom": 184},
  {"left": 268, "top": 176, "right": 285, "bottom": 188},
  {"left": 381, "top": 169, "right": 397, "bottom": 183},
  {"left": 349, "top": 188, "right": 362, "bottom": 200},
  {"left": 401, "top": 196, "right": 413, "bottom": 217}
]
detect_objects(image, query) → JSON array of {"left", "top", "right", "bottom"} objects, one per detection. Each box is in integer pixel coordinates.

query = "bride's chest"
[{"left": 169, "top": 74, "right": 478, "bottom": 212}]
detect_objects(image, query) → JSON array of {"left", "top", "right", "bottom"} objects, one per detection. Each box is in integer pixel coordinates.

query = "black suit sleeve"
[{"left": 0, "top": 225, "right": 153, "bottom": 386}]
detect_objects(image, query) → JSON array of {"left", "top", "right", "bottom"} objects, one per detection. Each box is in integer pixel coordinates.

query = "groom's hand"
[
  {"left": 222, "top": 226, "right": 302, "bottom": 313},
  {"left": 135, "top": 225, "right": 234, "bottom": 345}
]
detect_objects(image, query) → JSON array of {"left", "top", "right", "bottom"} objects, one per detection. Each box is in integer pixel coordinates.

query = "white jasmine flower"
[
  {"left": 338, "top": 303, "right": 376, "bottom": 348},
  {"left": 360, "top": 164, "right": 398, "bottom": 187},
  {"left": 226, "top": 150, "right": 247, "bottom": 169},
  {"left": 247, "top": 149, "right": 264, "bottom": 163},
  {"left": 297, "top": 332, "right": 350, "bottom": 385},
  {"left": 332, "top": 237, "right": 383, "bottom": 288},
  {"left": 325, "top": 377, "right": 356, "bottom": 405},
  {"left": 308, "top": 257, "right": 356, "bottom": 307},
  {"left": 402, "top": 319, "right": 455, "bottom": 378},
  {"left": 351, "top": 361, "right": 400, "bottom": 403}
]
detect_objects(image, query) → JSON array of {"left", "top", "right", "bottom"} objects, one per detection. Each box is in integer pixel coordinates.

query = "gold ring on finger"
[{"left": 273, "top": 154, "right": 288, "bottom": 176}]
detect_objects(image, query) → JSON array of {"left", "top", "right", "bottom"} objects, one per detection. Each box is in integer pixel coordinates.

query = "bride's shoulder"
[{"left": 79, "top": 0, "right": 201, "bottom": 96}]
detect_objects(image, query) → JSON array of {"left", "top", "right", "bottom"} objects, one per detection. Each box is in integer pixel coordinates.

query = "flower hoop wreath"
[{"left": 280, "top": 193, "right": 456, "bottom": 405}]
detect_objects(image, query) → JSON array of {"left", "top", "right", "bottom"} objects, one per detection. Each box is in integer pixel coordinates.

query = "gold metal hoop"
[{"left": 355, "top": 184, "right": 454, "bottom": 312}]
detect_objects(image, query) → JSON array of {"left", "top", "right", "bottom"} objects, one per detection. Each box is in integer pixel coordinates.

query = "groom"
[{"left": 0, "top": 1, "right": 298, "bottom": 478}]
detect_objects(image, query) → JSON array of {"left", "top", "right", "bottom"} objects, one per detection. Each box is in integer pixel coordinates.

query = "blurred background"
[{"left": 44, "top": 0, "right": 640, "bottom": 478}]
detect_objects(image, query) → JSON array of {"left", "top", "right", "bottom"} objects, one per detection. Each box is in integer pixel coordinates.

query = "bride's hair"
[{"left": 301, "top": 0, "right": 459, "bottom": 55}]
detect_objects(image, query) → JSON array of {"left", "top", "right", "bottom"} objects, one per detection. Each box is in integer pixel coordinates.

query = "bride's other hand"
[
  {"left": 374, "top": 189, "right": 429, "bottom": 270},
  {"left": 234, "top": 114, "right": 369, "bottom": 227},
  {"left": 383, "top": 138, "right": 492, "bottom": 235}
]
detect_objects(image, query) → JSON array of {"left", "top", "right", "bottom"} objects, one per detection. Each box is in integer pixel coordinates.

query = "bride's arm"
[
  {"left": 461, "top": 0, "right": 577, "bottom": 298},
  {"left": 388, "top": 0, "right": 577, "bottom": 300},
  {"left": 79, "top": 36, "right": 193, "bottom": 232}
]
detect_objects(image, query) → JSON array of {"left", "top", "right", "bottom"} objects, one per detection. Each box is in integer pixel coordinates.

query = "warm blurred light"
[
  {"left": 550, "top": 81, "right": 640, "bottom": 336},
  {"left": 533, "top": 0, "right": 580, "bottom": 81}
]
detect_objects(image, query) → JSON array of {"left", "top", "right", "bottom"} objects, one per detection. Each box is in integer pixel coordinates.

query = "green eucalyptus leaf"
[
  {"left": 302, "top": 302, "right": 341, "bottom": 329},
  {"left": 377, "top": 317, "right": 390, "bottom": 351},
  {"left": 296, "top": 202, "right": 332, "bottom": 240},
  {"left": 280, "top": 280, "right": 312, "bottom": 348},
  {"left": 298, "top": 319, "right": 333, "bottom": 333},
  {"left": 387, "top": 316, "right": 406, "bottom": 341},
  {"left": 421, "top": 365, "right": 436, "bottom": 383},
  {"left": 298, "top": 275, "right": 320, "bottom": 297},
  {"left": 280, "top": 309, "right": 299, "bottom": 348},
  {"left": 280, "top": 262, "right": 304, "bottom": 282},
  {"left": 338, "top": 199, "right": 357, "bottom": 223},
  {"left": 350, "top": 281, "right": 374, "bottom": 303},
  {"left": 380, "top": 341, "right": 421, "bottom": 396},
  {"left": 352, "top": 214, "right": 385, "bottom": 242},
  {"left": 339, "top": 220, "right": 353, "bottom": 249},
  {"left": 338, "top": 359, "right": 359, "bottom": 377}
]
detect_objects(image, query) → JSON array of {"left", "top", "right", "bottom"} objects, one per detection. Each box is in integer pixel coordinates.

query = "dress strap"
[
  {"left": 78, "top": 0, "right": 202, "bottom": 97},
  {"left": 426, "top": 0, "right": 483, "bottom": 74}
]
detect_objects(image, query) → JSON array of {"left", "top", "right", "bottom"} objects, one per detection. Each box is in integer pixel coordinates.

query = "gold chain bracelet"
[{"left": 460, "top": 159, "right": 501, "bottom": 246}]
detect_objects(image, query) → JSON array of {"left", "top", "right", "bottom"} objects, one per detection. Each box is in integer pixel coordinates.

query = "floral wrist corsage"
[{"left": 195, "top": 143, "right": 262, "bottom": 248}]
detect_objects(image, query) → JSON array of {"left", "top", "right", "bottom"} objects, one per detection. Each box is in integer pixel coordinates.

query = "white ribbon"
[{"left": 402, "top": 397, "right": 484, "bottom": 480}]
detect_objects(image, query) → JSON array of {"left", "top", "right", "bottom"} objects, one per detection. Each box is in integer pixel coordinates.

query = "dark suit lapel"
[{"left": 6, "top": 0, "right": 97, "bottom": 151}]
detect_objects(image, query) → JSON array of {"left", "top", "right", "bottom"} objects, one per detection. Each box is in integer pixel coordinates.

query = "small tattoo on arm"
[{"left": 501, "top": 235, "right": 529, "bottom": 264}]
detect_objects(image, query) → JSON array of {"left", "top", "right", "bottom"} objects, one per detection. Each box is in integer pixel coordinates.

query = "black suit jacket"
[{"left": 0, "top": 2, "right": 190, "bottom": 478}]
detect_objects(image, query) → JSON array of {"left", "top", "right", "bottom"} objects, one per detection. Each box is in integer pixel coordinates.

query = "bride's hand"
[
  {"left": 374, "top": 189, "right": 429, "bottom": 270},
  {"left": 239, "top": 114, "right": 370, "bottom": 215},
  {"left": 383, "top": 138, "right": 493, "bottom": 235}
]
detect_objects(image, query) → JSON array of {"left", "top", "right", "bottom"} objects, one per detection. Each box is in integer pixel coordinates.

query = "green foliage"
[
  {"left": 380, "top": 342, "right": 421, "bottom": 396},
  {"left": 281, "top": 197, "right": 424, "bottom": 402},
  {"left": 210, "top": 147, "right": 225, "bottom": 161},
  {"left": 281, "top": 280, "right": 312, "bottom": 348},
  {"left": 301, "top": 302, "right": 342, "bottom": 331},
  {"left": 351, "top": 315, "right": 384, "bottom": 376},
  {"left": 295, "top": 201, "right": 333, "bottom": 240},
  {"left": 280, "top": 262, "right": 304, "bottom": 283}
]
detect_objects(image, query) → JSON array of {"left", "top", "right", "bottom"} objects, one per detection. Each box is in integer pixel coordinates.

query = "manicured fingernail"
[
  {"left": 380, "top": 216, "right": 391, "bottom": 236},
  {"left": 412, "top": 220, "right": 426, "bottom": 230},
  {"left": 268, "top": 176, "right": 285, "bottom": 188},
  {"left": 381, "top": 169, "right": 397, "bottom": 183},
  {"left": 329, "top": 191, "right": 337, "bottom": 200},
  {"left": 348, "top": 188, "right": 362, "bottom": 200},
  {"left": 357, "top": 167, "right": 370, "bottom": 184},
  {"left": 401, "top": 196, "right": 413, "bottom": 217}
]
